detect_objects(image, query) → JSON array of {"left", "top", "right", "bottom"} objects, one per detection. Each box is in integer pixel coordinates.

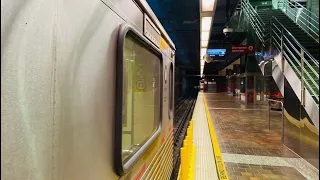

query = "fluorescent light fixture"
[
  {"left": 201, "top": 17, "right": 212, "bottom": 31},
  {"left": 201, "top": 40, "right": 208, "bottom": 47},
  {"left": 201, "top": 31, "right": 210, "bottom": 41},
  {"left": 200, "top": 60, "right": 205, "bottom": 66},
  {"left": 200, "top": 49, "right": 207, "bottom": 58},
  {"left": 202, "top": 0, "right": 215, "bottom": 11},
  {"left": 201, "top": 48, "right": 207, "bottom": 55}
]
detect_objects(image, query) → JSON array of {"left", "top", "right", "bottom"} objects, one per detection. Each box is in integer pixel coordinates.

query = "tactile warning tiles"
[{"left": 192, "top": 93, "right": 219, "bottom": 180}]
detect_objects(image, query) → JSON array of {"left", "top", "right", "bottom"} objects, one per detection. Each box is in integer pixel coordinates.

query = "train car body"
[{"left": 1, "top": 0, "right": 175, "bottom": 179}]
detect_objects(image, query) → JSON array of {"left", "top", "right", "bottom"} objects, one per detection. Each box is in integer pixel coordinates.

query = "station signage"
[{"left": 231, "top": 45, "right": 255, "bottom": 54}]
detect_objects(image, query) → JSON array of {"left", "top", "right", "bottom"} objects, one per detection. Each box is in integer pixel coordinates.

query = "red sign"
[{"left": 231, "top": 45, "right": 255, "bottom": 53}]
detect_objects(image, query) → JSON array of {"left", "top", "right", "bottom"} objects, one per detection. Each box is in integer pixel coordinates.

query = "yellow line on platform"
[{"left": 202, "top": 95, "right": 229, "bottom": 180}]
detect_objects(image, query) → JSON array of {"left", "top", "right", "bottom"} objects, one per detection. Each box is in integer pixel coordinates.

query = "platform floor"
[
  {"left": 202, "top": 92, "right": 319, "bottom": 180},
  {"left": 193, "top": 93, "right": 219, "bottom": 180}
]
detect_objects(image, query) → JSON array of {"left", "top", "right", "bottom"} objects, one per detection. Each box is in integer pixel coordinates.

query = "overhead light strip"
[
  {"left": 200, "top": 0, "right": 216, "bottom": 76},
  {"left": 201, "top": 40, "right": 208, "bottom": 48},
  {"left": 201, "top": 17, "right": 212, "bottom": 31},
  {"left": 202, "top": 0, "right": 215, "bottom": 11}
]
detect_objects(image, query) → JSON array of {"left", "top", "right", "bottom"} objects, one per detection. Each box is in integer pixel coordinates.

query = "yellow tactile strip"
[{"left": 202, "top": 93, "right": 229, "bottom": 180}]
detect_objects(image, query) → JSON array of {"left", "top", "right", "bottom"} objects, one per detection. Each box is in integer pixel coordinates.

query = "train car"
[{"left": 1, "top": 0, "right": 175, "bottom": 180}]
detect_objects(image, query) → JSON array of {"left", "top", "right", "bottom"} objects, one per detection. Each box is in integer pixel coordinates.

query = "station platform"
[{"left": 191, "top": 92, "right": 319, "bottom": 180}]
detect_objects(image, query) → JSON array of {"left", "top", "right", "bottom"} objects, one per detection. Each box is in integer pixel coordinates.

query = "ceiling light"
[
  {"left": 202, "top": 0, "right": 215, "bottom": 11},
  {"left": 201, "top": 17, "right": 212, "bottom": 31},
  {"left": 201, "top": 48, "right": 207, "bottom": 57},
  {"left": 201, "top": 31, "right": 210, "bottom": 41},
  {"left": 201, "top": 40, "right": 208, "bottom": 48},
  {"left": 200, "top": 60, "right": 205, "bottom": 66}
]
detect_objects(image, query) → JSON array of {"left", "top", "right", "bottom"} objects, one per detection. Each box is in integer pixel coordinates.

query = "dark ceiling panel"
[{"left": 147, "top": 0, "right": 242, "bottom": 72}]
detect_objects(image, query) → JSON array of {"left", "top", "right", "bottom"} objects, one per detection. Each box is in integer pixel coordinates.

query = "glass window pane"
[
  {"left": 169, "top": 65, "right": 173, "bottom": 117},
  {"left": 122, "top": 34, "right": 161, "bottom": 164}
]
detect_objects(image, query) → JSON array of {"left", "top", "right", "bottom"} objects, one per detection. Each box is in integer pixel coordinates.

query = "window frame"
[
  {"left": 168, "top": 63, "right": 174, "bottom": 119},
  {"left": 115, "top": 24, "right": 163, "bottom": 176}
]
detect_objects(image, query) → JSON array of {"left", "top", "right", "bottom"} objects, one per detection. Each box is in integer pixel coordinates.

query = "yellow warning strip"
[
  {"left": 202, "top": 95, "right": 229, "bottom": 180},
  {"left": 177, "top": 166, "right": 181, "bottom": 180},
  {"left": 179, "top": 120, "right": 196, "bottom": 180}
]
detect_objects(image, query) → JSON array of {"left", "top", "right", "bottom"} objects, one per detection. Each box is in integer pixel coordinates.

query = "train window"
[
  {"left": 168, "top": 63, "right": 174, "bottom": 119},
  {"left": 115, "top": 25, "right": 162, "bottom": 175}
]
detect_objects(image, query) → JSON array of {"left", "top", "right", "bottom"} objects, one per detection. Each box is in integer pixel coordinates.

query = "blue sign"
[{"left": 207, "top": 49, "right": 226, "bottom": 57}]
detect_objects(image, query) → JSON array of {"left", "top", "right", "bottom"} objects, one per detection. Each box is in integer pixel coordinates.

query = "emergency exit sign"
[{"left": 231, "top": 45, "right": 255, "bottom": 54}]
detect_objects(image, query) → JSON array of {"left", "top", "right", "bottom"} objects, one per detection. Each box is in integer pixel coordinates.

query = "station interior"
[{"left": 1, "top": 0, "right": 319, "bottom": 180}]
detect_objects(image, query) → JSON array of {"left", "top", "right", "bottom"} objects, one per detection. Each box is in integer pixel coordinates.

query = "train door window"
[
  {"left": 116, "top": 25, "right": 162, "bottom": 175},
  {"left": 168, "top": 64, "right": 173, "bottom": 119}
]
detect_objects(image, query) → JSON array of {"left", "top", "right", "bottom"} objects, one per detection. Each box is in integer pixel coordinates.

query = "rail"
[
  {"left": 241, "top": 0, "right": 319, "bottom": 106},
  {"left": 277, "top": 0, "right": 319, "bottom": 43},
  {"left": 270, "top": 16, "right": 319, "bottom": 105},
  {"left": 267, "top": 99, "right": 284, "bottom": 144},
  {"left": 241, "top": 0, "right": 267, "bottom": 46}
]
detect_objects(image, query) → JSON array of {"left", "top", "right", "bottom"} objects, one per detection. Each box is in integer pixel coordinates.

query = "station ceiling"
[{"left": 147, "top": 0, "right": 241, "bottom": 73}]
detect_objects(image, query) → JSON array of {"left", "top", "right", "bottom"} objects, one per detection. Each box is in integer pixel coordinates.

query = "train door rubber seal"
[{"left": 115, "top": 23, "right": 163, "bottom": 176}]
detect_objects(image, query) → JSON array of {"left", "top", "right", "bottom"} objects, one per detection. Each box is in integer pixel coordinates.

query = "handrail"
[
  {"left": 271, "top": 17, "right": 319, "bottom": 104},
  {"left": 240, "top": 0, "right": 319, "bottom": 106},
  {"left": 278, "top": 0, "right": 319, "bottom": 43},
  {"left": 241, "top": 0, "right": 267, "bottom": 46},
  {"left": 267, "top": 99, "right": 284, "bottom": 144},
  {"left": 271, "top": 17, "right": 318, "bottom": 66},
  {"left": 242, "top": 0, "right": 265, "bottom": 27},
  {"left": 281, "top": 0, "right": 319, "bottom": 19}
]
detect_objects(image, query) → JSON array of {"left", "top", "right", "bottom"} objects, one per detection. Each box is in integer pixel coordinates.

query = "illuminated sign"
[
  {"left": 231, "top": 45, "right": 255, "bottom": 53},
  {"left": 207, "top": 49, "right": 226, "bottom": 57}
]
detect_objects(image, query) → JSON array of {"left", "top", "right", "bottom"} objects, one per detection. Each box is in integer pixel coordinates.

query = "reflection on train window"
[
  {"left": 122, "top": 34, "right": 161, "bottom": 164},
  {"left": 169, "top": 64, "right": 173, "bottom": 118}
]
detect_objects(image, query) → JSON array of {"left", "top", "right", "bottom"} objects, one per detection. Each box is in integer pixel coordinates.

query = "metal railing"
[
  {"left": 267, "top": 99, "right": 284, "bottom": 144},
  {"left": 241, "top": 0, "right": 319, "bottom": 106},
  {"left": 241, "top": 0, "right": 267, "bottom": 46},
  {"left": 277, "top": 0, "right": 319, "bottom": 43},
  {"left": 270, "top": 16, "right": 319, "bottom": 105}
]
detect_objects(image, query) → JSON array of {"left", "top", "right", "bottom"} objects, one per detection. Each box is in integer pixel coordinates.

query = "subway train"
[{"left": 1, "top": 0, "right": 176, "bottom": 179}]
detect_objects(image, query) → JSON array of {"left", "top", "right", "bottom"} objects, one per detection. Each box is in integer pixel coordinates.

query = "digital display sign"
[{"left": 207, "top": 49, "right": 226, "bottom": 57}]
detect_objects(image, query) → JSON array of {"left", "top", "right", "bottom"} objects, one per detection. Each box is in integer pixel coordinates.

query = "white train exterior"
[{"left": 1, "top": 0, "right": 175, "bottom": 179}]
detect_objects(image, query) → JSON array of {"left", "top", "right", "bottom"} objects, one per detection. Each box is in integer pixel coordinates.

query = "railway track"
[{"left": 170, "top": 94, "right": 197, "bottom": 180}]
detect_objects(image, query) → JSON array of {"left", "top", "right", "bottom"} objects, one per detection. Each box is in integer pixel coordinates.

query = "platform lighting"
[
  {"left": 201, "top": 31, "right": 210, "bottom": 41},
  {"left": 201, "top": 48, "right": 207, "bottom": 57},
  {"left": 200, "top": 65, "right": 204, "bottom": 72},
  {"left": 201, "top": 40, "right": 209, "bottom": 47},
  {"left": 201, "top": 17, "right": 212, "bottom": 31},
  {"left": 201, "top": 0, "right": 215, "bottom": 11},
  {"left": 200, "top": 0, "right": 216, "bottom": 76},
  {"left": 200, "top": 60, "right": 205, "bottom": 66}
]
